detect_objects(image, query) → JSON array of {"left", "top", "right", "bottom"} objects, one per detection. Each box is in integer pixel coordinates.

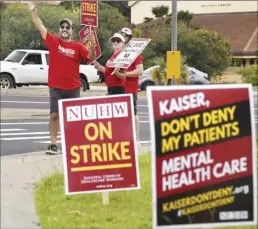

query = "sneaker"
[{"left": 46, "top": 144, "right": 59, "bottom": 155}]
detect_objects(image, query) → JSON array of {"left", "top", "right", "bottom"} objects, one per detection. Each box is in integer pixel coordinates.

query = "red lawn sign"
[
  {"left": 58, "top": 94, "right": 140, "bottom": 195},
  {"left": 147, "top": 84, "right": 257, "bottom": 229},
  {"left": 80, "top": 0, "right": 98, "bottom": 27},
  {"left": 79, "top": 25, "right": 101, "bottom": 64}
]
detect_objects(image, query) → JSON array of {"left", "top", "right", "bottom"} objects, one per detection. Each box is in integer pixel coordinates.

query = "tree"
[
  {"left": 96, "top": 2, "right": 127, "bottom": 65},
  {"left": 0, "top": 1, "right": 6, "bottom": 10},
  {"left": 59, "top": 0, "right": 74, "bottom": 11},
  {"left": 151, "top": 5, "right": 169, "bottom": 19},
  {"left": 177, "top": 10, "right": 193, "bottom": 27},
  {"left": 178, "top": 24, "right": 232, "bottom": 77},
  {"left": 0, "top": 2, "right": 81, "bottom": 57},
  {"left": 144, "top": 17, "right": 153, "bottom": 23},
  {"left": 140, "top": 19, "right": 232, "bottom": 77},
  {"left": 105, "top": 1, "right": 130, "bottom": 23},
  {"left": 0, "top": 2, "right": 126, "bottom": 65}
]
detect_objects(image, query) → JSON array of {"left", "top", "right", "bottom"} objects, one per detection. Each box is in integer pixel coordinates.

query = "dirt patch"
[{"left": 211, "top": 74, "right": 243, "bottom": 83}]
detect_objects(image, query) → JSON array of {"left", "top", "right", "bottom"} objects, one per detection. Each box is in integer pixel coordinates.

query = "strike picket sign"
[
  {"left": 80, "top": 0, "right": 98, "bottom": 27},
  {"left": 147, "top": 83, "right": 257, "bottom": 229},
  {"left": 58, "top": 94, "right": 140, "bottom": 196},
  {"left": 106, "top": 38, "right": 151, "bottom": 69}
]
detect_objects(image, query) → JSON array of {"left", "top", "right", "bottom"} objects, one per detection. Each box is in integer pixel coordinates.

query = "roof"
[
  {"left": 15, "top": 49, "right": 49, "bottom": 53},
  {"left": 190, "top": 12, "right": 258, "bottom": 54}
]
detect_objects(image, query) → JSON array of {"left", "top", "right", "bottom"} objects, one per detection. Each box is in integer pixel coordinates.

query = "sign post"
[
  {"left": 147, "top": 84, "right": 257, "bottom": 229},
  {"left": 58, "top": 95, "right": 141, "bottom": 202},
  {"left": 167, "top": 0, "right": 180, "bottom": 85},
  {"left": 166, "top": 50, "right": 181, "bottom": 83}
]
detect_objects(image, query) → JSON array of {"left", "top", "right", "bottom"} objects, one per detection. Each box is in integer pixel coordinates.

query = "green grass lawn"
[{"left": 35, "top": 139, "right": 258, "bottom": 229}]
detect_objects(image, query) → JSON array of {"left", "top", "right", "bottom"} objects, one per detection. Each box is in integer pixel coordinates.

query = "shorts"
[
  {"left": 132, "top": 93, "right": 138, "bottom": 115},
  {"left": 108, "top": 86, "right": 125, "bottom": 95},
  {"left": 49, "top": 87, "right": 80, "bottom": 113}
]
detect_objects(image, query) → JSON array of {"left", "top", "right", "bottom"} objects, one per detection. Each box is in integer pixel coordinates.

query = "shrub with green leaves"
[{"left": 237, "top": 65, "right": 258, "bottom": 86}]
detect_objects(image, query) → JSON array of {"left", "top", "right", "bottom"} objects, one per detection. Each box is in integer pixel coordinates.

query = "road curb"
[
  {"left": 1, "top": 89, "right": 147, "bottom": 98},
  {"left": 1, "top": 144, "right": 151, "bottom": 159},
  {"left": 1, "top": 151, "right": 47, "bottom": 158}
]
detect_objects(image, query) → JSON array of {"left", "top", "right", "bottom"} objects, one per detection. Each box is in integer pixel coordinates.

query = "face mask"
[{"left": 113, "top": 42, "right": 124, "bottom": 51}]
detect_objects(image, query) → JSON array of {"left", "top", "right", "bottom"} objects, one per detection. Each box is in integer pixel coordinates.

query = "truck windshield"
[{"left": 5, "top": 51, "right": 27, "bottom": 63}]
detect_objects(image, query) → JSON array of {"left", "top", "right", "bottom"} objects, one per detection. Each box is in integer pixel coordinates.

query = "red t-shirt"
[
  {"left": 104, "top": 51, "right": 125, "bottom": 87},
  {"left": 125, "top": 55, "right": 143, "bottom": 93},
  {"left": 43, "top": 32, "right": 90, "bottom": 90}
]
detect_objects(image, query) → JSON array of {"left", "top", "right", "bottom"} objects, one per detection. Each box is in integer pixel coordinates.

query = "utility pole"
[
  {"left": 167, "top": 0, "right": 180, "bottom": 85},
  {"left": 171, "top": 0, "right": 177, "bottom": 51}
]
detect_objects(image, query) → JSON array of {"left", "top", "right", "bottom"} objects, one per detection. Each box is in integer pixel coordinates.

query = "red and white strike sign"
[
  {"left": 58, "top": 94, "right": 141, "bottom": 195},
  {"left": 79, "top": 25, "right": 101, "bottom": 64},
  {"left": 107, "top": 38, "right": 151, "bottom": 69},
  {"left": 80, "top": 0, "right": 98, "bottom": 27}
]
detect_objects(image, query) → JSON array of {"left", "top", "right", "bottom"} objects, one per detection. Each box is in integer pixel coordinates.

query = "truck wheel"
[
  {"left": 80, "top": 78, "right": 88, "bottom": 92},
  {"left": 0, "top": 74, "right": 14, "bottom": 89},
  {"left": 141, "top": 81, "right": 155, "bottom": 91}
]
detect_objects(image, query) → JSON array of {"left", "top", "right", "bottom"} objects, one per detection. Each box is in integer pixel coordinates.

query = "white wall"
[{"left": 129, "top": 1, "right": 258, "bottom": 24}]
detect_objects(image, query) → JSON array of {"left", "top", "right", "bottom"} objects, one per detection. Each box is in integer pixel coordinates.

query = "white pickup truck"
[{"left": 0, "top": 49, "right": 100, "bottom": 91}]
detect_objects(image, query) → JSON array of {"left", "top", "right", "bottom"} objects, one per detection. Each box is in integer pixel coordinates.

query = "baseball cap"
[
  {"left": 60, "top": 18, "right": 73, "bottom": 28},
  {"left": 121, "top": 27, "right": 133, "bottom": 36},
  {"left": 110, "top": 33, "right": 125, "bottom": 43}
]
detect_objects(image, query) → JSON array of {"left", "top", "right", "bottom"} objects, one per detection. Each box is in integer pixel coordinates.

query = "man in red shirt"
[{"left": 28, "top": 2, "right": 96, "bottom": 154}]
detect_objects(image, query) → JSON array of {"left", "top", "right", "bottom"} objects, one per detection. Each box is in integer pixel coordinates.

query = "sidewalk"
[
  {"left": 1, "top": 152, "right": 63, "bottom": 229},
  {"left": 1, "top": 148, "right": 150, "bottom": 229}
]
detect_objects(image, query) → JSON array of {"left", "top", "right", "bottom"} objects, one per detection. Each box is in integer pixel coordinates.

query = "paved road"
[
  {"left": 1, "top": 94, "right": 257, "bottom": 156},
  {"left": 1, "top": 95, "right": 52, "bottom": 109},
  {"left": 0, "top": 118, "right": 151, "bottom": 156},
  {"left": 0, "top": 96, "right": 151, "bottom": 156}
]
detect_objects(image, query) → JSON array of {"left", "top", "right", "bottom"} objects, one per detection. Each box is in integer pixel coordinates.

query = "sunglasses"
[
  {"left": 111, "top": 38, "right": 122, "bottom": 43},
  {"left": 60, "top": 25, "right": 71, "bottom": 30}
]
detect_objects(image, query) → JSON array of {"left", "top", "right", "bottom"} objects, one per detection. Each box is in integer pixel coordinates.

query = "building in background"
[
  {"left": 128, "top": 1, "right": 258, "bottom": 69},
  {"left": 128, "top": 1, "right": 257, "bottom": 24}
]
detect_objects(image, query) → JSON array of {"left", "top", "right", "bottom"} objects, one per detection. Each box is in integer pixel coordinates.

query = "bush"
[
  {"left": 237, "top": 65, "right": 258, "bottom": 86},
  {"left": 151, "top": 57, "right": 166, "bottom": 85},
  {"left": 151, "top": 54, "right": 190, "bottom": 85}
]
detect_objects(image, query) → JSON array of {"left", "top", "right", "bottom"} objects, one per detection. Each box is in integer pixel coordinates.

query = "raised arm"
[
  {"left": 28, "top": 2, "right": 47, "bottom": 40},
  {"left": 86, "top": 33, "right": 97, "bottom": 60}
]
